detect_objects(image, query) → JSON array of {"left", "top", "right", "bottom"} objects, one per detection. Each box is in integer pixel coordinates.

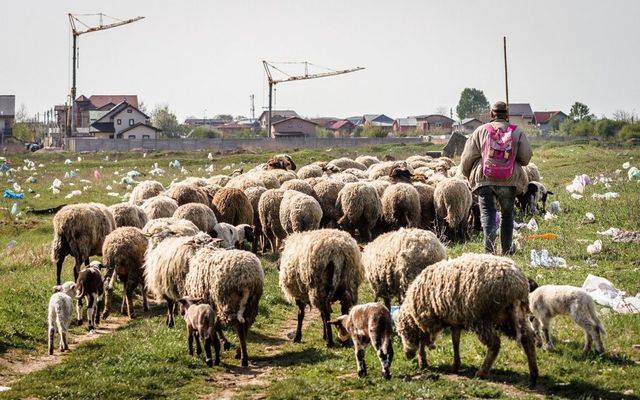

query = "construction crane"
[
  {"left": 67, "top": 13, "right": 144, "bottom": 135},
  {"left": 262, "top": 61, "right": 364, "bottom": 137}
]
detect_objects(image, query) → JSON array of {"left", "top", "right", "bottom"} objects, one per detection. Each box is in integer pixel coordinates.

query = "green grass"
[{"left": 0, "top": 142, "right": 639, "bottom": 399}]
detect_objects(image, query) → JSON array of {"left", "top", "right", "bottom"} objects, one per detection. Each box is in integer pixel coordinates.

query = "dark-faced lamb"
[
  {"left": 48, "top": 281, "right": 76, "bottom": 355},
  {"left": 329, "top": 303, "right": 394, "bottom": 379},
  {"left": 178, "top": 297, "right": 220, "bottom": 367},
  {"left": 516, "top": 181, "right": 553, "bottom": 216},
  {"left": 75, "top": 261, "right": 105, "bottom": 331}
]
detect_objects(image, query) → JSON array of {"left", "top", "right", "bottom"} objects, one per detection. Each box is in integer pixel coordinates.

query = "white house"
[{"left": 90, "top": 101, "right": 160, "bottom": 139}]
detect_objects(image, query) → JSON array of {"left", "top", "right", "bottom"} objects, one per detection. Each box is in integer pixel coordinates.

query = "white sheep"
[
  {"left": 335, "top": 182, "right": 382, "bottom": 242},
  {"left": 212, "top": 223, "right": 255, "bottom": 250},
  {"left": 279, "top": 190, "right": 322, "bottom": 235},
  {"left": 48, "top": 281, "right": 76, "bottom": 355}
]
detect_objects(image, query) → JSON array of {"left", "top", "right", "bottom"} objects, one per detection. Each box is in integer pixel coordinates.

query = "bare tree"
[{"left": 612, "top": 109, "right": 638, "bottom": 123}]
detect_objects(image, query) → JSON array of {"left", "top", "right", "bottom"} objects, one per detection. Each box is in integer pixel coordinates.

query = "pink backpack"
[{"left": 482, "top": 123, "right": 518, "bottom": 179}]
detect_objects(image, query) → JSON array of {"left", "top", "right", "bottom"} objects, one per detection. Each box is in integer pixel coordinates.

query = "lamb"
[
  {"left": 361, "top": 228, "right": 446, "bottom": 309},
  {"left": 108, "top": 203, "right": 148, "bottom": 229},
  {"left": 279, "top": 190, "right": 322, "bottom": 234},
  {"left": 524, "top": 163, "right": 541, "bottom": 182},
  {"left": 311, "top": 180, "right": 344, "bottom": 228},
  {"left": 166, "top": 183, "right": 210, "bottom": 207},
  {"left": 396, "top": 253, "right": 538, "bottom": 386},
  {"left": 335, "top": 182, "right": 382, "bottom": 242},
  {"left": 47, "top": 281, "right": 76, "bottom": 355},
  {"left": 101, "top": 227, "right": 149, "bottom": 320},
  {"left": 327, "top": 157, "right": 367, "bottom": 171},
  {"left": 211, "top": 187, "right": 254, "bottom": 226},
  {"left": 329, "top": 303, "right": 394, "bottom": 379},
  {"left": 280, "top": 179, "right": 315, "bottom": 196},
  {"left": 278, "top": 229, "right": 364, "bottom": 347},
  {"left": 355, "top": 155, "right": 380, "bottom": 168},
  {"left": 173, "top": 203, "right": 218, "bottom": 235},
  {"left": 129, "top": 180, "right": 165, "bottom": 206},
  {"left": 75, "top": 261, "right": 105, "bottom": 331},
  {"left": 141, "top": 195, "right": 179, "bottom": 220},
  {"left": 380, "top": 183, "right": 421, "bottom": 230},
  {"left": 296, "top": 164, "right": 324, "bottom": 179},
  {"left": 529, "top": 285, "right": 606, "bottom": 353},
  {"left": 247, "top": 170, "right": 281, "bottom": 189},
  {"left": 212, "top": 222, "right": 255, "bottom": 250},
  {"left": 516, "top": 181, "right": 553, "bottom": 215},
  {"left": 226, "top": 174, "right": 265, "bottom": 191},
  {"left": 433, "top": 178, "right": 472, "bottom": 242},
  {"left": 178, "top": 297, "right": 220, "bottom": 367},
  {"left": 258, "top": 189, "right": 287, "bottom": 254},
  {"left": 269, "top": 168, "right": 297, "bottom": 184},
  {"left": 185, "top": 247, "right": 264, "bottom": 366},
  {"left": 51, "top": 203, "right": 115, "bottom": 285}
]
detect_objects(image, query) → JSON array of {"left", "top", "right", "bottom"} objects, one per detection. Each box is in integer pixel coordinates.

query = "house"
[
  {"left": 258, "top": 110, "right": 299, "bottom": 130},
  {"left": 362, "top": 114, "right": 394, "bottom": 128},
  {"left": 89, "top": 101, "right": 159, "bottom": 139},
  {"left": 508, "top": 103, "right": 535, "bottom": 126},
  {"left": 534, "top": 111, "right": 568, "bottom": 133},
  {"left": 184, "top": 118, "right": 227, "bottom": 128},
  {"left": 414, "top": 114, "right": 454, "bottom": 132},
  {"left": 330, "top": 119, "right": 355, "bottom": 137},
  {"left": 392, "top": 117, "right": 418, "bottom": 134},
  {"left": 0, "top": 95, "right": 15, "bottom": 139},
  {"left": 453, "top": 118, "right": 483, "bottom": 135},
  {"left": 310, "top": 117, "right": 340, "bottom": 129},
  {"left": 271, "top": 117, "right": 318, "bottom": 138},
  {"left": 217, "top": 119, "right": 260, "bottom": 136},
  {"left": 346, "top": 116, "right": 363, "bottom": 126}
]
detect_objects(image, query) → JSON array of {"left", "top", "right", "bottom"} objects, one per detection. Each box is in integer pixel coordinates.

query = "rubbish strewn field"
[{"left": 0, "top": 141, "right": 639, "bottom": 400}]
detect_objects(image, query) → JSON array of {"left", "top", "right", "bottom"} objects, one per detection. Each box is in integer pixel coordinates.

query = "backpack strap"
[{"left": 484, "top": 123, "right": 496, "bottom": 134}]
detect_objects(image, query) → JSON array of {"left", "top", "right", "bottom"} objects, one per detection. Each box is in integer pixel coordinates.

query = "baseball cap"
[{"left": 491, "top": 101, "right": 508, "bottom": 112}]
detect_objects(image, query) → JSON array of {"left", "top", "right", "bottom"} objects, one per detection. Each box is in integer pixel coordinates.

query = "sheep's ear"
[
  {"left": 547, "top": 191, "right": 554, "bottom": 195},
  {"left": 244, "top": 225, "right": 254, "bottom": 235},
  {"left": 285, "top": 155, "right": 296, "bottom": 170},
  {"left": 177, "top": 298, "right": 190, "bottom": 306},
  {"left": 53, "top": 285, "right": 61, "bottom": 293}
]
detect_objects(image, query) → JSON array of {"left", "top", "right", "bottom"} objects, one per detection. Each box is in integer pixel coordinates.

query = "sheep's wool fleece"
[
  {"left": 186, "top": 248, "right": 264, "bottom": 326},
  {"left": 129, "top": 180, "right": 165, "bottom": 206},
  {"left": 142, "top": 217, "right": 200, "bottom": 250},
  {"left": 279, "top": 191, "right": 322, "bottom": 234},
  {"left": 141, "top": 196, "right": 179, "bottom": 220},
  {"left": 381, "top": 183, "right": 422, "bottom": 227},
  {"left": 279, "top": 229, "right": 364, "bottom": 308},
  {"left": 109, "top": 203, "right": 148, "bottom": 229},
  {"left": 166, "top": 183, "right": 210, "bottom": 207},
  {"left": 336, "top": 182, "right": 382, "bottom": 228},
  {"left": 312, "top": 180, "right": 344, "bottom": 222},
  {"left": 434, "top": 178, "right": 472, "bottom": 226},
  {"left": 362, "top": 228, "right": 446, "bottom": 300},
  {"left": 327, "top": 157, "right": 367, "bottom": 171},
  {"left": 211, "top": 188, "right": 254, "bottom": 226},
  {"left": 355, "top": 155, "right": 380, "bottom": 168},
  {"left": 102, "top": 227, "right": 148, "bottom": 278},
  {"left": 297, "top": 164, "right": 323, "bottom": 179},
  {"left": 173, "top": 203, "right": 217, "bottom": 234},
  {"left": 280, "top": 179, "right": 315, "bottom": 196}
]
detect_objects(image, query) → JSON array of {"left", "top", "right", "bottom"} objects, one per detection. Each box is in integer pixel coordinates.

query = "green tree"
[
  {"left": 12, "top": 122, "right": 35, "bottom": 142},
  {"left": 568, "top": 101, "right": 592, "bottom": 121},
  {"left": 618, "top": 123, "right": 640, "bottom": 140},
  {"left": 151, "top": 105, "right": 181, "bottom": 138},
  {"left": 595, "top": 119, "right": 623, "bottom": 138},
  {"left": 456, "top": 88, "right": 489, "bottom": 119},
  {"left": 188, "top": 126, "right": 218, "bottom": 138},
  {"left": 362, "top": 126, "right": 388, "bottom": 138}
]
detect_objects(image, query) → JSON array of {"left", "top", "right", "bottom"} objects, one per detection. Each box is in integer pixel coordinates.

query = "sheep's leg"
[
  {"left": 95, "top": 295, "right": 103, "bottom": 326},
  {"left": 212, "top": 331, "right": 221, "bottom": 366},
  {"left": 61, "top": 329, "right": 69, "bottom": 352},
  {"left": 195, "top": 333, "right": 203, "bottom": 355},
  {"left": 48, "top": 326, "right": 55, "bottom": 355},
  {"left": 383, "top": 297, "right": 391, "bottom": 312},
  {"left": 125, "top": 279, "right": 137, "bottom": 319},
  {"left": 102, "top": 284, "right": 113, "bottom": 320},
  {"left": 476, "top": 329, "right": 501, "bottom": 379},
  {"left": 293, "top": 300, "right": 305, "bottom": 343},
  {"left": 593, "top": 326, "right": 605, "bottom": 354},
  {"left": 204, "top": 337, "right": 214, "bottom": 367},
  {"left": 530, "top": 317, "right": 543, "bottom": 347},
  {"left": 187, "top": 328, "right": 194, "bottom": 356},
  {"left": 141, "top": 283, "right": 149, "bottom": 312},
  {"left": 87, "top": 294, "right": 95, "bottom": 331},
  {"left": 215, "top": 321, "right": 232, "bottom": 350},
  {"left": 320, "top": 305, "right": 334, "bottom": 348},
  {"left": 451, "top": 327, "right": 462, "bottom": 372},
  {"left": 417, "top": 339, "right": 428, "bottom": 369},
  {"left": 520, "top": 328, "right": 539, "bottom": 387},
  {"left": 237, "top": 321, "right": 249, "bottom": 367},
  {"left": 381, "top": 337, "right": 393, "bottom": 380},
  {"left": 354, "top": 339, "right": 367, "bottom": 378},
  {"left": 540, "top": 317, "right": 554, "bottom": 351},
  {"left": 76, "top": 298, "right": 83, "bottom": 326},
  {"left": 165, "top": 298, "right": 175, "bottom": 328},
  {"left": 56, "top": 257, "right": 64, "bottom": 286}
]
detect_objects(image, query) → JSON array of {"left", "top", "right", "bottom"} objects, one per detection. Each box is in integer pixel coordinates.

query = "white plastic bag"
[
  {"left": 530, "top": 249, "right": 566, "bottom": 268},
  {"left": 582, "top": 274, "right": 640, "bottom": 314},
  {"left": 550, "top": 201, "right": 561, "bottom": 214},
  {"left": 592, "top": 192, "right": 619, "bottom": 200},
  {"left": 587, "top": 240, "right": 602, "bottom": 255}
]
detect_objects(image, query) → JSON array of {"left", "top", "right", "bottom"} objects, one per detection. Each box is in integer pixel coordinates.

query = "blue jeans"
[{"left": 476, "top": 185, "right": 516, "bottom": 255}]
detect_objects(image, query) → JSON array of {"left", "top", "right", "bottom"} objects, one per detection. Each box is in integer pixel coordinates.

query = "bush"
[
  {"left": 618, "top": 123, "right": 640, "bottom": 140},
  {"left": 595, "top": 119, "right": 624, "bottom": 138}
]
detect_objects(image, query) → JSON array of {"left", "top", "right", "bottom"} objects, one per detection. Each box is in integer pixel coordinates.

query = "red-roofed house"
[
  {"left": 271, "top": 117, "right": 318, "bottom": 138},
  {"left": 534, "top": 111, "right": 568, "bottom": 133},
  {"left": 330, "top": 119, "right": 355, "bottom": 137}
]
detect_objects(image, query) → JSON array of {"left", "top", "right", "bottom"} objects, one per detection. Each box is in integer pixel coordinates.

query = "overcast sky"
[{"left": 3, "top": 0, "right": 639, "bottom": 121}]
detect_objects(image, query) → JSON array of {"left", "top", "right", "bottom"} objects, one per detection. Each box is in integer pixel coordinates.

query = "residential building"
[
  {"left": 310, "top": 117, "right": 340, "bottom": 129},
  {"left": 392, "top": 117, "right": 418, "bottom": 134},
  {"left": 217, "top": 119, "right": 260, "bottom": 136},
  {"left": 453, "top": 118, "right": 483, "bottom": 135},
  {"left": 89, "top": 101, "right": 159, "bottom": 139},
  {"left": 258, "top": 110, "right": 299, "bottom": 130},
  {"left": 533, "top": 111, "right": 568, "bottom": 133},
  {"left": 330, "top": 119, "right": 355, "bottom": 137},
  {"left": 271, "top": 117, "right": 318, "bottom": 138},
  {"left": 0, "top": 95, "right": 16, "bottom": 138},
  {"left": 508, "top": 103, "right": 535, "bottom": 126},
  {"left": 55, "top": 95, "right": 139, "bottom": 136},
  {"left": 184, "top": 118, "right": 227, "bottom": 128},
  {"left": 362, "top": 114, "right": 394, "bottom": 128},
  {"left": 414, "top": 114, "right": 454, "bottom": 132}
]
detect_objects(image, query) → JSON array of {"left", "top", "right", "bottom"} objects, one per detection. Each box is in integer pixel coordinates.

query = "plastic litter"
[
  {"left": 628, "top": 167, "right": 640, "bottom": 181},
  {"left": 592, "top": 192, "right": 619, "bottom": 200},
  {"left": 26, "top": 176, "right": 37, "bottom": 183},
  {"left": 12, "top": 183, "right": 22, "bottom": 193},
  {"left": 525, "top": 233, "right": 558, "bottom": 240},
  {"left": 584, "top": 212, "right": 596, "bottom": 223},
  {"left": 598, "top": 227, "right": 621, "bottom": 237},
  {"left": 205, "top": 164, "right": 215, "bottom": 173},
  {"left": 10, "top": 203, "right": 17, "bottom": 216},
  {"left": 0, "top": 386, "right": 10, "bottom": 392},
  {"left": 6, "top": 240, "right": 17, "bottom": 248},
  {"left": 169, "top": 160, "right": 181, "bottom": 169},
  {"left": 570, "top": 193, "right": 583, "bottom": 200},
  {"left": 3, "top": 189, "right": 25, "bottom": 199},
  {"left": 64, "top": 172, "right": 70, "bottom": 179},
  {"left": 530, "top": 249, "right": 566, "bottom": 268},
  {"left": 77, "top": 156, "right": 82, "bottom": 162},
  {"left": 222, "top": 165, "right": 231, "bottom": 170},
  {"left": 622, "top": 162, "right": 631, "bottom": 169},
  {"left": 127, "top": 170, "right": 142, "bottom": 178},
  {"left": 94, "top": 170, "right": 102, "bottom": 180},
  {"left": 587, "top": 240, "right": 603, "bottom": 255},
  {"left": 65, "top": 190, "right": 82, "bottom": 199},
  {"left": 120, "top": 176, "right": 137, "bottom": 185},
  {"left": 107, "top": 192, "right": 120, "bottom": 197},
  {"left": 64, "top": 159, "right": 72, "bottom": 165},
  {"left": 550, "top": 201, "right": 561, "bottom": 214},
  {"left": 526, "top": 218, "right": 539, "bottom": 232},
  {"left": 543, "top": 212, "right": 557, "bottom": 221},
  {"left": 208, "top": 153, "right": 214, "bottom": 160},
  {"left": 390, "top": 305, "right": 400, "bottom": 323},
  {"left": 582, "top": 274, "right": 640, "bottom": 314}
]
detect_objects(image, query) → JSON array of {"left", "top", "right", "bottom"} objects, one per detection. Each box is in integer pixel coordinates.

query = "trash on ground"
[
  {"left": 526, "top": 218, "right": 539, "bottom": 232},
  {"left": 10, "top": 203, "right": 17, "bottom": 216},
  {"left": 390, "top": 305, "right": 400, "bottom": 323},
  {"left": 629, "top": 167, "right": 640, "bottom": 181},
  {"left": 208, "top": 153, "right": 213, "bottom": 160},
  {"left": 3, "top": 189, "right": 25, "bottom": 199},
  {"left": 584, "top": 212, "right": 596, "bottom": 223},
  {"left": 26, "top": 176, "right": 37, "bottom": 183},
  {"left": 544, "top": 212, "right": 557, "bottom": 221},
  {"left": 94, "top": 170, "right": 102, "bottom": 180},
  {"left": 0, "top": 386, "right": 10, "bottom": 392},
  {"left": 169, "top": 160, "right": 181, "bottom": 169},
  {"left": 550, "top": 201, "right": 561, "bottom": 214},
  {"left": 6, "top": 240, "right": 17, "bottom": 248},
  {"left": 571, "top": 193, "right": 583, "bottom": 200},
  {"left": 13, "top": 183, "right": 22, "bottom": 193},
  {"left": 587, "top": 240, "right": 603, "bottom": 255},
  {"left": 64, "top": 159, "right": 72, "bottom": 165},
  {"left": 530, "top": 249, "right": 566, "bottom": 268},
  {"left": 107, "top": 192, "right": 120, "bottom": 197},
  {"left": 612, "top": 231, "right": 640, "bottom": 244},
  {"left": 65, "top": 190, "right": 82, "bottom": 199},
  {"left": 525, "top": 233, "right": 558, "bottom": 240},
  {"left": 623, "top": 162, "right": 631, "bottom": 169},
  {"left": 598, "top": 227, "right": 621, "bottom": 236},
  {"left": 127, "top": 170, "right": 142, "bottom": 178},
  {"left": 592, "top": 192, "right": 619, "bottom": 200},
  {"left": 582, "top": 274, "right": 640, "bottom": 314}
]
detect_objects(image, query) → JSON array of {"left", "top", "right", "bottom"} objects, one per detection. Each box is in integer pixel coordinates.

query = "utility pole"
[{"left": 503, "top": 36, "right": 510, "bottom": 120}]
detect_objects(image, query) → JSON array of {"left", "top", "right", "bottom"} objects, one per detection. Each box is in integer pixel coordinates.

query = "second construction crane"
[{"left": 262, "top": 61, "right": 364, "bottom": 137}]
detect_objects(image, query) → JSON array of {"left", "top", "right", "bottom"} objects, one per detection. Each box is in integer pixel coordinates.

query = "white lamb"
[
  {"left": 48, "top": 281, "right": 76, "bottom": 355},
  {"left": 212, "top": 223, "right": 254, "bottom": 250},
  {"left": 529, "top": 285, "right": 606, "bottom": 353}
]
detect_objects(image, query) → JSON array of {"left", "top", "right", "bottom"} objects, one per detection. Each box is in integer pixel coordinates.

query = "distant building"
[
  {"left": 0, "top": 95, "right": 16, "bottom": 138},
  {"left": 258, "top": 110, "right": 299, "bottom": 130},
  {"left": 330, "top": 119, "right": 355, "bottom": 136},
  {"left": 392, "top": 117, "right": 418, "bottom": 134},
  {"left": 453, "top": 118, "right": 483, "bottom": 135},
  {"left": 310, "top": 117, "right": 340, "bottom": 129},
  {"left": 217, "top": 119, "right": 260, "bottom": 136},
  {"left": 533, "top": 111, "right": 568, "bottom": 133},
  {"left": 184, "top": 118, "right": 227, "bottom": 128},
  {"left": 362, "top": 114, "right": 394, "bottom": 128},
  {"left": 89, "top": 101, "right": 159, "bottom": 139},
  {"left": 271, "top": 117, "right": 318, "bottom": 138},
  {"left": 508, "top": 103, "right": 535, "bottom": 126},
  {"left": 55, "top": 94, "right": 140, "bottom": 136},
  {"left": 414, "top": 114, "right": 454, "bottom": 132}
]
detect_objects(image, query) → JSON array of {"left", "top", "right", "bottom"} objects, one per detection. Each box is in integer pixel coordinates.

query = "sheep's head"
[
  {"left": 322, "top": 164, "right": 341, "bottom": 175},
  {"left": 89, "top": 260, "right": 104, "bottom": 270},
  {"left": 177, "top": 297, "right": 204, "bottom": 315},
  {"left": 53, "top": 281, "right": 76, "bottom": 298},
  {"left": 395, "top": 310, "right": 422, "bottom": 359},
  {"left": 266, "top": 154, "right": 296, "bottom": 171},
  {"left": 389, "top": 162, "right": 413, "bottom": 182},
  {"left": 328, "top": 315, "right": 351, "bottom": 342}
]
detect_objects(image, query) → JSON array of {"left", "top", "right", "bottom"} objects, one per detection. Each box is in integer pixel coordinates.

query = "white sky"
[{"left": 3, "top": 0, "right": 639, "bottom": 121}]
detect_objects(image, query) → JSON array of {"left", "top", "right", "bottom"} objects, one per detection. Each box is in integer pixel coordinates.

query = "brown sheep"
[
  {"left": 211, "top": 187, "right": 254, "bottom": 226},
  {"left": 166, "top": 183, "right": 210, "bottom": 207}
]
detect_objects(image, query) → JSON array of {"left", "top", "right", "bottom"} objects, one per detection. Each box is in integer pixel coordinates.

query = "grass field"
[{"left": 0, "top": 141, "right": 639, "bottom": 399}]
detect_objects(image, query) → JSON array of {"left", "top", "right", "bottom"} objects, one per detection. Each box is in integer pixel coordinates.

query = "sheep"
[
  {"left": 280, "top": 179, "right": 315, "bottom": 196},
  {"left": 355, "top": 155, "right": 380, "bottom": 168},
  {"left": 396, "top": 253, "right": 538, "bottom": 386},
  {"left": 413, "top": 182, "right": 436, "bottom": 230},
  {"left": 405, "top": 155, "right": 433, "bottom": 164},
  {"left": 278, "top": 229, "right": 364, "bottom": 347},
  {"left": 129, "top": 180, "right": 165, "bottom": 206},
  {"left": 342, "top": 168, "right": 369, "bottom": 180},
  {"left": 329, "top": 172, "right": 360, "bottom": 184},
  {"left": 248, "top": 170, "right": 281, "bottom": 189},
  {"left": 266, "top": 154, "right": 296, "bottom": 170},
  {"left": 368, "top": 180, "right": 391, "bottom": 199},
  {"left": 269, "top": 169, "right": 297, "bottom": 184},
  {"left": 212, "top": 223, "right": 255, "bottom": 250},
  {"left": 311, "top": 180, "right": 344, "bottom": 228},
  {"left": 211, "top": 187, "right": 254, "bottom": 226},
  {"left": 226, "top": 174, "right": 264, "bottom": 191},
  {"left": 258, "top": 189, "right": 287, "bottom": 254},
  {"left": 48, "top": 281, "right": 76, "bottom": 355},
  {"left": 279, "top": 190, "right": 323, "bottom": 234},
  {"left": 387, "top": 162, "right": 414, "bottom": 183},
  {"left": 166, "top": 183, "right": 210, "bottom": 207},
  {"left": 182, "top": 177, "right": 209, "bottom": 187},
  {"left": 108, "top": 202, "right": 148, "bottom": 229},
  {"left": 178, "top": 297, "right": 220, "bottom": 367},
  {"left": 327, "top": 157, "right": 367, "bottom": 171},
  {"left": 329, "top": 303, "right": 394, "bottom": 379},
  {"left": 529, "top": 285, "right": 606, "bottom": 353},
  {"left": 173, "top": 203, "right": 218, "bottom": 235},
  {"left": 433, "top": 178, "right": 472, "bottom": 242},
  {"left": 335, "top": 182, "right": 382, "bottom": 242},
  {"left": 144, "top": 232, "right": 218, "bottom": 327},
  {"left": 207, "top": 175, "right": 231, "bottom": 187},
  {"left": 524, "top": 163, "right": 541, "bottom": 182},
  {"left": 244, "top": 186, "right": 268, "bottom": 252},
  {"left": 101, "top": 227, "right": 148, "bottom": 320},
  {"left": 368, "top": 161, "right": 407, "bottom": 180},
  {"left": 141, "top": 195, "right": 179, "bottom": 220},
  {"left": 361, "top": 228, "right": 446, "bottom": 309},
  {"left": 380, "top": 183, "right": 421, "bottom": 230},
  {"left": 200, "top": 184, "right": 222, "bottom": 204},
  {"left": 185, "top": 247, "right": 264, "bottom": 366},
  {"left": 296, "top": 164, "right": 324, "bottom": 179},
  {"left": 142, "top": 217, "right": 200, "bottom": 250},
  {"left": 51, "top": 203, "right": 115, "bottom": 285},
  {"left": 516, "top": 181, "right": 553, "bottom": 216},
  {"left": 74, "top": 261, "right": 105, "bottom": 331}
]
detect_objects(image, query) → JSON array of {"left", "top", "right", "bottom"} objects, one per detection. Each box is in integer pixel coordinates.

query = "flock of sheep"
[{"left": 45, "top": 152, "right": 605, "bottom": 387}]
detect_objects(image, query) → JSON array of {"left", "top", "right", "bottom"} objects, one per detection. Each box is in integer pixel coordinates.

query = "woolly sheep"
[
  {"left": 405, "top": 155, "right": 433, "bottom": 164},
  {"left": 355, "top": 155, "right": 380, "bottom": 168},
  {"left": 244, "top": 186, "right": 268, "bottom": 251},
  {"left": 413, "top": 182, "right": 437, "bottom": 230},
  {"left": 516, "top": 181, "right": 553, "bottom": 216},
  {"left": 109, "top": 202, "right": 148, "bottom": 229},
  {"left": 166, "top": 183, "right": 210, "bottom": 207},
  {"left": 368, "top": 180, "right": 391, "bottom": 199},
  {"left": 529, "top": 285, "right": 605, "bottom": 353},
  {"left": 327, "top": 157, "right": 367, "bottom": 171},
  {"left": 396, "top": 253, "right": 538, "bottom": 386},
  {"left": 296, "top": 164, "right": 324, "bottom": 179},
  {"left": 329, "top": 172, "right": 360, "bottom": 184},
  {"left": 311, "top": 179, "right": 344, "bottom": 228},
  {"left": 142, "top": 217, "right": 200, "bottom": 250},
  {"left": 185, "top": 247, "right": 264, "bottom": 366},
  {"left": 380, "top": 183, "right": 421, "bottom": 230},
  {"left": 258, "top": 189, "right": 287, "bottom": 254},
  {"left": 433, "top": 178, "right": 472, "bottom": 242},
  {"left": 279, "top": 229, "right": 364, "bottom": 347},
  {"left": 173, "top": 203, "right": 218, "bottom": 235},
  {"left": 211, "top": 187, "right": 254, "bottom": 226},
  {"left": 200, "top": 184, "right": 222, "bottom": 204},
  {"left": 102, "top": 227, "right": 149, "bottom": 320},
  {"left": 51, "top": 203, "right": 115, "bottom": 285},
  {"left": 207, "top": 175, "right": 231, "bottom": 187},
  {"left": 141, "top": 195, "right": 179, "bottom": 220},
  {"left": 178, "top": 297, "right": 220, "bottom": 367},
  {"left": 342, "top": 168, "right": 369, "bottom": 180},
  {"left": 48, "top": 282, "right": 76, "bottom": 355},
  {"left": 279, "top": 190, "right": 322, "bottom": 234},
  {"left": 269, "top": 168, "right": 297, "bottom": 184},
  {"left": 335, "top": 182, "right": 382, "bottom": 242},
  {"left": 212, "top": 222, "right": 254, "bottom": 250},
  {"left": 524, "top": 163, "right": 541, "bottom": 182},
  {"left": 266, "top": 154, "right": 297, "bottom": 170},
  {"left": 248, "top": 170, "right": 281, "bottom": 189},
  {"left": 362, "top": 228, "right": 446, "bottom": 308},
  {"left": 129, "top": 180, "right": 165, "bottom": 206},
  {"left": 368, "top": 161, "right": 408, "bottom": 180},
  {"left": 280, "top": 179, "right": 315, "bottom": 196},
  {"left": 226, "top": 174, "right": 264, "bottom": 191}
]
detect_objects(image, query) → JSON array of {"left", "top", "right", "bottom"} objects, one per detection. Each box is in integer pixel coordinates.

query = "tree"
[
  {"left": 595, "top": 119, "right": 623, "bottom": 138},
  {"left": 456, "top": 88, "right": 489, "bottom": 120},
  {"left": 188, "top": 126, "right": 218, "bottom": 138},
  {"left": 618, "top": 123, "right": 640, "bottom": 141},
  {"left": 612, "top": 109, "right": 638, "bottom": 123},
  {"left": 568, "top": 102, "right": 592, "bottom": 121},
  {"left": 15, "top": 104, "right": 28, "bottom": 122},
  {"left": 151, "top": 105, "right": 181, "bottom": 137},
  {"left": 12, "top": 122, "right": 35, "bottom": 142}
]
